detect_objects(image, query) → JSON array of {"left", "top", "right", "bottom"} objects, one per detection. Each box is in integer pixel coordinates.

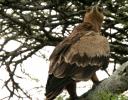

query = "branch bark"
[{"left": 78, "top": 61, "right": 128, "bottom": 100}]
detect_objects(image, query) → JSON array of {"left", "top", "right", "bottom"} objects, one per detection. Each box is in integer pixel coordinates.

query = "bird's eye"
[{"left": 98, "top": 7, "right": 103, "bottom": 12}]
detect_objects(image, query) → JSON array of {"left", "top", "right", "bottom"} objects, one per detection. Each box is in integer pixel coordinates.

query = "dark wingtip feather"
[{"left": 45, "top": 74, "right": 73, "bottom": 99}]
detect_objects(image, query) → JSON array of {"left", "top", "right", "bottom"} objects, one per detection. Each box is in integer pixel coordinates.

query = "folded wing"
[
  {"left": 49, "top": 30, "right": 110, "bottom": 79},
  {"left": 64, "top": 31, "right": 110, "bottom": 67}
]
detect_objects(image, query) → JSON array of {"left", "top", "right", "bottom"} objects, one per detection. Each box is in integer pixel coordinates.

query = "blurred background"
[{"left": 0, "top": 0, "right": 128, "bottom": 99}]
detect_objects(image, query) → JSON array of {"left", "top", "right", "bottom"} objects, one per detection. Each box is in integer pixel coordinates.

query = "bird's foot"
[{"left": 92, "top": 81, "right": 101, "bottom": 89}]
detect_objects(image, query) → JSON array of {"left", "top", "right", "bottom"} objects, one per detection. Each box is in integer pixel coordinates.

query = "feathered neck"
[{"left": 84, "top": 21, "right": 102, "bottom": 33}]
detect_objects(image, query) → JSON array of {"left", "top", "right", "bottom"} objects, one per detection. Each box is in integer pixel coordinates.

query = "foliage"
[
  {"left": 56, "top": 91, "right": 128, "bottom": 100},
  {"left": 96, "top": 91, "right": 128, "bottom": 100},
  {"left": 0, "top": 0, "right": 128, "bottom": 99}
]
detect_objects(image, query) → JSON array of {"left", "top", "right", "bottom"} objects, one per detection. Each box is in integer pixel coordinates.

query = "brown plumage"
[{"left": 45, "top": 5, "right": 110, "bottom": 100}]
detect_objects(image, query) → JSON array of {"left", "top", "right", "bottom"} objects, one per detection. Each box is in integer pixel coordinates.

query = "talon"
[{"left": 92, "top": 81, "right": 101, "bottom": 89}]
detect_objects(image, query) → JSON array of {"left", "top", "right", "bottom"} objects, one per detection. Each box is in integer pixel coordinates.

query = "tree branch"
[{"left": 78, "top": 61, "right": 128, "bottom": 100}]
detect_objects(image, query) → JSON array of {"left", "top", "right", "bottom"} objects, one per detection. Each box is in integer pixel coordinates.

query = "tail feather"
[{"left": 45, "top": 74, "right": 73, "bottom": 100}]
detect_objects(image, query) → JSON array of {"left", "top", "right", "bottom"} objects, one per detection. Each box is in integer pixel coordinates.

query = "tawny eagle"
[{"left": 45, "top": 5, "right": 110, "bottom": 100}]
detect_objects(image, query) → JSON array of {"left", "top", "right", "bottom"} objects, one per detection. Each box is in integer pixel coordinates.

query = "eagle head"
[{"left": 84, "top": 5, "right": 104, "bottom": 30}]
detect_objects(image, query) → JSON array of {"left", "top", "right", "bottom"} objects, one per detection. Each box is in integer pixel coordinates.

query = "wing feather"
[
  {"left": 64, "top": 31, "right": 110, "bottom": 67},
  {"left": 48, "top": 24, "right": 110, "bottom": 78},
  {"left": 49, "top": 22, "right": 93, "bottom": 60}
]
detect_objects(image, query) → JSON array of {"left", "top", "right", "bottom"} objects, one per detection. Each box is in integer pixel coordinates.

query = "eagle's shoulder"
[{"left": 49, "top": 22, "right": 92, "bottom": 60}]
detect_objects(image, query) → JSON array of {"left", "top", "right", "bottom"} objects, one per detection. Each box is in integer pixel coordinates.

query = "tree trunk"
[{"left": 78, "top": 61, "right": 128, "bottom": 100}]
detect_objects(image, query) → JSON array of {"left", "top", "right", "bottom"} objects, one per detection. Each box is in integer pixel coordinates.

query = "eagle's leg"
[
  {"left": 65, "top": 81, "right": 78, "bottom": 100},
  {"left": 91, "top": 72, "right": 100, "bottom": 89}
]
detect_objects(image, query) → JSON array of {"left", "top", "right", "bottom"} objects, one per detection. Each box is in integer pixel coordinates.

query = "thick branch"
[{"left": 78, "top": 61, "right": 128, "bottom": 100}]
